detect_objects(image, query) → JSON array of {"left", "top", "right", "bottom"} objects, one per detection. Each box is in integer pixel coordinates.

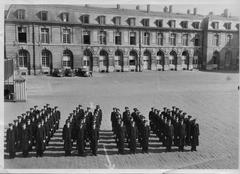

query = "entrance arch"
[
  {"left": 143, "top": 50, "right": 151, "bottom": 70},
  {"left": 169, "top": 50, "right": 178, "bottom": 70},
  {"left": 212, "top": 51, "right": 220, "bottom": 69},
  {"left": 225, "top": 51, "right": 232, "bottom": 69},
  {"left": 115, "top": 50, "right": 124, "bottom": 72},
  {"left": 156, "top": 50, "right": 165, "bottom": 71},
  {"left": 182, "top": 50, "right": 189, "bottom": 70},
  {"left": 63, "top": 49, "right": 73, "bottom": 69},
  {"left": 18, "top": 49, "right": 30, "bottom": 75},
  {"left": 193, "top": 50, "right": 200, "bottom": 69},
  {"left": 99, "top": 49, "right": 109, "bottom": 72},
  {"left": 129, "top": 50, "right": 138, "bottom": 71},
  {"left": 83, "top": 49, "right": 93, "bottom": 71},
  {"left": 41, "top": 49, "right": 53, "bottom": 74}
]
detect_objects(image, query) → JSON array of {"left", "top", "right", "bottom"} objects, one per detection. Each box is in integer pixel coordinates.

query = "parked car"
[
  {"left": 75, "top": 68, "right": 92, "bottom": 77},
  {"left": 64, "top": 68, "right": 75, "bottom": 77},
  {"left": 52, "top": 68, "right": 64, "bottom": 77}
]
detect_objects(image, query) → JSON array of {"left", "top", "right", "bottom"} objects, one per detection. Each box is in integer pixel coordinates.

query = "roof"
[{"left": 6, "top": 4, "right": 206, "bottom": 22}]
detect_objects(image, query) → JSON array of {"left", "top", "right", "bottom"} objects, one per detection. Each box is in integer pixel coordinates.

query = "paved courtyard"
[{"left": 4, "top": 70, "right": 239, "bottom": 169}]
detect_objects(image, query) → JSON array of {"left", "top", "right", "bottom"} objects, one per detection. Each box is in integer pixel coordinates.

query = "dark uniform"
[
  {"left": 20, "top": 123, "right": 30, "bottom": 157},
  {"left": 90, "top": 123, "right": 98, "bottom": 156},
  {"left": 165, "top": 120, "right": 174, "bottom": 152},
  {"left": 190, "top": 119, "right": 200, "bottom": 151},
  {"left": 178, "top": 119, "right": 186, "bottom": 152},
  {"left": 6, "top": 124, "right": 15, "bottom": 159},
  {"left": 63, "top": 122, "right": 72, "bottom": 156},
  {"left": 129, "top": 120, "right": 137, "bottom": 154},
  {"left": 141, "top": 121, "right": 150, "bottom": 153},
  {"left": 76, "top": 123, "right": 85, "bottom": 156},
  {"left": 116, "top": 121, "right": 126, "bottom": 154},
  {"left": 36, "top": 123, "right": 44, "bottom": 157}
]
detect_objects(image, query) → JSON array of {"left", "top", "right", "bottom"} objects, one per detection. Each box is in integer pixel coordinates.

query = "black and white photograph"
[{"left": 2, "top": 0, "right": 240, "bottom": 172}]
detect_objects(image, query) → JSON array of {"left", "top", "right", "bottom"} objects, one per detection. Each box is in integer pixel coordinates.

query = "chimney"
[
  {"left": 193, "top": 8, "right": 197, "bottom": 15},
  {"left": 187, "top": 9, "right": 190, "bottom": 14},
  {"left": 117, "top": 4, "right": 120, "bottom": 9},
  {"left": 169, "top": 5, "right": 173, "bottom": 13},
  {"left": 136, "top": 5, "right": 140, "bottom": 10},
  {"left": 223, "top": 9, "right": 229, "bottom": 17},
  {"left": 147, "top": 4, "right": 150, "bottom": 13},
  {"left": 163, "top": 6, "right": 168, "bottom": 13}
]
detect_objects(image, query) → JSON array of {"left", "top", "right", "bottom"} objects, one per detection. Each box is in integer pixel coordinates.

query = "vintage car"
[
  {"left": 75, "top": 68, "right": 92, "bottom": 77},
  {"left": 52, "top": 68, "right": 64, "bottom": 77},
  {"left": 64, "top": 68, "right": 75, "bottom": 77}
]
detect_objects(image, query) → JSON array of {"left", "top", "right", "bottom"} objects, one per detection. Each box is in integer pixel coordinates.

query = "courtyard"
[{"left": 4, "top": 70, "right": 239, "bottom": 169}]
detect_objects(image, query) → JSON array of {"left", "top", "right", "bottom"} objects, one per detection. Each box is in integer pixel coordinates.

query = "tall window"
[
  {"left": 17, "top": 9, "right": 25, "bottom": 20},
  {"left": 225, "top": 23, "right": 231, "bottom": 30},
  {"left": 143, "top": 32, "right": 150, "bottom": 45},
  {"left": 181, "top": 21, "right": 188, "bottom": 29},
  {"left": 18, "top": 50, "right": 28, "bottom": 67},
  {"left": 157, "top": 33, "right": 163, "bottom": 45},
  {"left": 226, "top": 34, "right": 232, "bottom": 46},
  {"left": 41, "top": 28, "right": 49, "bottom": 43},
  {"left": 18, "top": 27, "right": 27, "bottom": 43},
  {"left": 83, "top": 30, "right": 90, "bottom": 44},
  {"left": 62, "top": 13, "right": 69, "bottom": 22},
  {"left": 194, "top": 34, "right": 200, "bottom": 46},
  {"left": 62, "top": 29, "right": 71, "bottom": 43},
  {"left": 156, "top": 20, "right": 163, "bottom": 28},
  {"left": 63, "top": 50, "right": 72, "bottom": 68},
  {"left": 213, "top": 34, "right": 219, "bottom": 46},
  {"left": 170, "top": 33, "right": 176, "bottom": 46},
  {"left": 212, "top": 22, "right": 219, "bottom": 29},
  {"left": 99, "top": 31, "right": 106, "bottom": 45},
  {"left": 193, "top": 22, "right": 200, "bottom": 29},
  {"left": 115, "top": 31, "right": 121, "bottom": 45},
  {"left": 182, "top": 34, "right": 188, "bottom": 46},
  {"left": 130, "top": 32, "right": 136, "bottom": 45},
  {"left": 169, "top": 20, "right": 176, "bottom": 28},
  {"left": 82, "top": 15, "right": 89, "bottom": 24},
  {"left": 39, "top": 11, "right": 48, "bottom": 21},
  {"left": 129, "top": 18, "right": 136, "bottom": 26},
  {"left": 42, "top": 50, "right": 50, "bottom": 67},
  {"left": 142, "top": 19, "right": 149, "bottom": 27},
  {"left": 114, "top": 17, "right": 121, "bottom": 25},
  {"left": 99, "top": 16, "right": 106, "bottom": 25}
]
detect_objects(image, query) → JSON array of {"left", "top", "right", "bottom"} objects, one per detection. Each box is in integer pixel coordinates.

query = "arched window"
[
  {"left": 143, "top": 32, "right": 150, "bottom": 45},
  {"left": 42, "top": 50, "right": 50, "bottom": 67},
  {"left": 170, "top": 33, "right": 176, "bottom": 46},
  {"left": 63, "top": 50, "right": 73, "bottom": 68},
  {"left": 99, "top": 31, "right": 107, "bottom": 45}
]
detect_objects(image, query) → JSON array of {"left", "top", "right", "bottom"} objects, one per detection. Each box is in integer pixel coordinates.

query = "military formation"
[
  {"left": 6, "top": 104, "right": 61, "bottom": 158},
  {"left": 149, "top": 106, "right": 200, "bottom": 152},
  {"left": 62, "top": 105, "right": 102, "bottom": 156},
  {"left": 111, "top": 107, "right": 150, "bottom": 154},
  {"left": 6, "top": 104, "right": 200, "bottom": 158}
]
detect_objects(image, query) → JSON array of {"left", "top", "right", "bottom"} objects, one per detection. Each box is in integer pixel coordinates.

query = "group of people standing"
[
  {"left": 111, "top": 107, "right": 150, "bottom": 154},
  {"left": 62, "top": 105, "right": 102, "bottom": 156},
  {"left": 149, "top": 106, "right": 200, "bottom": 152},
  {"left": 6, "top": 104, "right": 61, "bottom": 158}
]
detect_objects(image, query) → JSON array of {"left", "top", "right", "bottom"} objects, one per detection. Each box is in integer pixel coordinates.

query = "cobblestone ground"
[{"left": 4, "top": 71, "right": 239, "bottom": 169}]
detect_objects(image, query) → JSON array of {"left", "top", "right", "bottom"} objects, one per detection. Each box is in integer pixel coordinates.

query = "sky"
[{"left": 2, "top": 0, "right": 240, "bottom": 17}]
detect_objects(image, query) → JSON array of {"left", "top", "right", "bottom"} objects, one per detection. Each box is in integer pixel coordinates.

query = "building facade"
[{"left": 4, "top": 4, "right": 240, "bottom": 75}]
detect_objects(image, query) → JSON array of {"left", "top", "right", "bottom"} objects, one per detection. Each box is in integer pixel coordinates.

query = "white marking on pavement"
[{"left": 103, "top": 144, "right": 115, "bottom": 169}]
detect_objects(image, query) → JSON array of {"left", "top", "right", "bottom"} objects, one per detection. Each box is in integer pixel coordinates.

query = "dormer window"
[
  {"left": 62, "top": 13, "right": 69, "bottom": 22},
  {"left": 39, "top": 11, "right": 48, "bottom": 21},
  {"left": 114, "top": 16, "right": 121, "bottom": 25},
  {"left": 142, "top": 19, "right": 149, "bottom": 27},
  {"left": 17, "top": 9, "right": 25, "bottom": 20},
  {"left": 169, "top": 20, "right": 176, "bottom": 28},
  {"left": 128, "top": 18, "right": 136, "bottom": 26},
  {"left": 181, "top": 21, "right": 188, "bottom": 29},
  {"left": 212, "top": 22, "right": 219, "bottom": 29},
  {"left": 81, "top": 15, "right": 89, "bottom": 24},
  {"left": 98, "top": 16, "right": 106, "bottom": 25},
  {"left": 156, "top": 19, "right": 163, "bottom": 28},
  {"left": 192, "top": 22, "right": 200, "bottom": 29},
  {"left": 224, "top": 22, "right": 231, "bottom": 30}
]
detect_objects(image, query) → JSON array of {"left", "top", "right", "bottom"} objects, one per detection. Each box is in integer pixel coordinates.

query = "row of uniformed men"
[
  {"left": 62, "top": 105, "right": 102, "bottom": 156},
  {"left": 6, "top": 104, "right": 61, "bottom": 158},
  {"left": 111, "top": 107, "right": 150, "bottom": 154},
  {"left": 149, "top": 106, "right": 200, "bottom": 152}
]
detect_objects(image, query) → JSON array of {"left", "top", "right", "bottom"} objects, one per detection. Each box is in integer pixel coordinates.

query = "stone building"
[{"left": 4, "top": 4, "right": 240, "bottom": 75}]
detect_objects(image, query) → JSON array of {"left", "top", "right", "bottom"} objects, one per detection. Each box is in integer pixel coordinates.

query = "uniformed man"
[
  {"left": 141, "top": 120, "right": 150, "bottom": 153},
  {"left": 122, "top": 107, "right": 131, "bottom": 142},
  {"left": 13, "top": 119, "right": 21, "bottom": 151},
  {"left": 26, "top": 119, "right": 33, "bottom": 150},
  {"left": 178, "top": 118, "right": 186, "bottom": 152},
  {"left": 190, "top": 118, "right": 200, "bottom": 151},
  {"left": 111, "top": 108, "right": 117, "bottom": 134},
  {"left": 165, "top": 119, "right": 174, "bottom": 152},
  {"left": 90, "top": 122, "right": 98, "bottom": 156},
  {"left": 6, "top": 123, "right": 15, "bottom": 159},
  {"left": 129, "top": 118, "right": 137, "bottom": 154},
  {"left": 116, "top": 120, "right": 126, "bottom": 154},
  {"left": 76, "top": 121, "right": 85, "bottom": 156},
  {"left": 63, "top": 121, "right": 72, "bottom": 156},
  {"left": 185, "top": 115, "right": 192, "bottom": 146},
  {"left": 20, "top": 123, "right": 30, "bottom": 157},
  {"left": 36, "top": 122, "right": 44, "bottom": 157}
]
